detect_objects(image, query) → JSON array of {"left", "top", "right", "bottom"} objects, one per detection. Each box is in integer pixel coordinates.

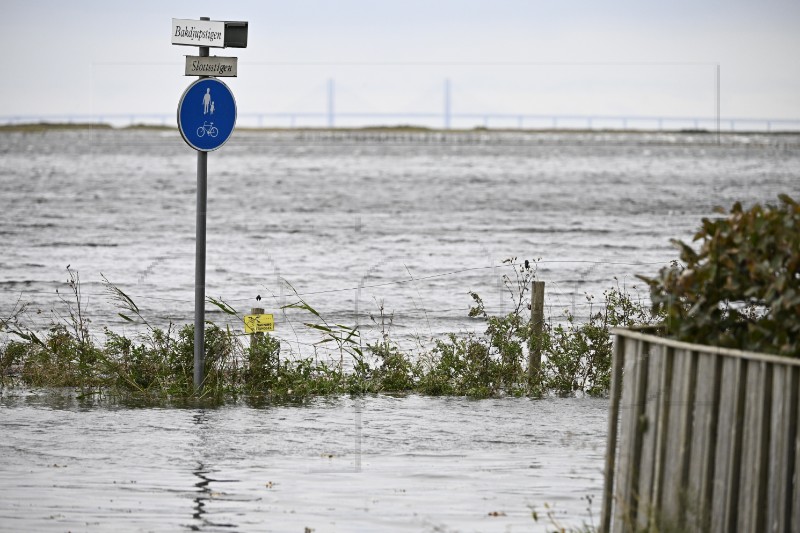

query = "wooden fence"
[{"left": 601, "top": 328, "right": 800, "bottom": 533}]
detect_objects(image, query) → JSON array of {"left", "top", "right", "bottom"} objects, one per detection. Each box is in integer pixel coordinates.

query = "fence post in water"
[
  {"left": 250, "top": 306, "right": 264, "bottom": 353},
  {"left": 528, "top": 281, "right": 545, "bottom": 389}
]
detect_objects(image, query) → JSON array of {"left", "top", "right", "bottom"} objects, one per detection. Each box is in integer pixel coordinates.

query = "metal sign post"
[
  {"left": 173, "top": 15, "right": 247, "bottom": 393},
  {"left": 194, "top": 20, "right": 209, "bottom": 395}
]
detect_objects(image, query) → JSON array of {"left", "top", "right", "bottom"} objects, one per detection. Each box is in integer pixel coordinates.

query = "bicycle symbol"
[{"left": 196, "top": 122, "right": 219, "bottom": 138}]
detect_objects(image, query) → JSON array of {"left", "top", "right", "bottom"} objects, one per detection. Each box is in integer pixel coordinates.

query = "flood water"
[
  {"left": 1, "top": 129, "right": 799, "bottom": 531},
  {"left": 0, "top": 391, "right": 607, "bottom": 532},
  {"left": 2, "top": 130, "right": 798, "bottom": 349}
]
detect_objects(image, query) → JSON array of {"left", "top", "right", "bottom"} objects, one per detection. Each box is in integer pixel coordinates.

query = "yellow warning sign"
[{"left": 244, "top": 313, "right": 274, "bottom": 334}]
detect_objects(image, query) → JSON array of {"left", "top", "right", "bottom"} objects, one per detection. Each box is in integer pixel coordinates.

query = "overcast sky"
[{"left": 2, "top": 0, "right": 798, "bottom": 126}]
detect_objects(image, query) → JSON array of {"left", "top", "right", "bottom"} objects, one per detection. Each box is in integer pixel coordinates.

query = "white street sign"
[
  {"left": 185, "top": 56, "right": 238, "bottom": 77},
  {"left": 172, "top": 18, "right": 225, "bottom": 48}
]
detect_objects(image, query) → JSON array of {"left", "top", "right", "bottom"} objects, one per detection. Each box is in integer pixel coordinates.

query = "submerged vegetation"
[{"left": 0, "top": 261, "right": 659, "bottom": 403}]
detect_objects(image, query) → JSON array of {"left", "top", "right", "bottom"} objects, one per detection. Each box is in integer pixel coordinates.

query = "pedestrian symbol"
[
  {"left": 203, "top": 88, "right": 211, "bottom": 114},
  {"left": 177, "top": 78, "right": 237, "bottom": 151}
]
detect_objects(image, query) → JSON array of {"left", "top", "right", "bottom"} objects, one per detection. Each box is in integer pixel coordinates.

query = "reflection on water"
[
  {"left": 192, "top": 410, "right": 240, "bottom": 531},
  {"left": 192, "top": 463, "right": 240, "bottom": 531},
  {"left": 0, "top": 390, "right": 609, "bottom": 532}
]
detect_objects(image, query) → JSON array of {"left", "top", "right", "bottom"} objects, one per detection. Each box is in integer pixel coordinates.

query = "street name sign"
[
  {"left": 185, "top": 56, "right": 238, "bottom": 77},
  {"left": 172, "top": 18, "right": 249, "bottom": 48},
  {"left": 172, "top": 18, "right": 225, "bottom": 47},
  {"left": 244, "top": 313, "right": 275, "bottom": 334},
  {"left": 177, "top": 78, "right": 237, "bottom": 151}
]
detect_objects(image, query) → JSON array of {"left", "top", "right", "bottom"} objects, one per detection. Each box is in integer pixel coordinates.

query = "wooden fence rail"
[{"left": 601, "top": 329, "right": 800, "bottom": 533}]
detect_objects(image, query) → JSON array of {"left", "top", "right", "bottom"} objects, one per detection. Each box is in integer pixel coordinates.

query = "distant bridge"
[{"left": 1, "top": 112, "right": 798, "bottom": 133}]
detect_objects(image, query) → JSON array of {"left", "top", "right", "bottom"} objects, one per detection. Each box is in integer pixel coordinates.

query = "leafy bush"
[
  {"left": 464, "top": 259, "right": 538, "bottom": 395},
  {"left": 243, "top": 332, "right": 281, "bottom": 393},
  {"left": 17, "top": 324, "right": 102, "bottom": 388},
  {"left": 539, "top": 286, "right": 659, "bottom": 396},
  {"left": 640, "top": 194, "right": 799, "bottom": 356},
  {"left": 368, "top": 339, "right": 420, "bottom": 392},
  {"left": 414, "top": 334, "right": 495, "bottom": 397}
]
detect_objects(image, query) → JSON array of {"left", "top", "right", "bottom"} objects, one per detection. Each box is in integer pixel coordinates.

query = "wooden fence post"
[
  {"left": 528, "top": 281, "right": 545, "bottom": 388},
  {"left": 250, "top": 306, "right": 264, "bottom": 353}
]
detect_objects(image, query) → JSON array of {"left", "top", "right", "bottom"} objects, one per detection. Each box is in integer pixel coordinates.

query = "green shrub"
[
  {"left": 1, "top": 341, "right": 29, "bottom": 386},
  {"left": 465, "top": 259, "right": 537, "bottom": 395},
  {"left": 415, "top": 334, "right": 500, "bottom": 398},
  {"left": 367, "top": 339, "right": 419, "bottom": 392},
  {"left": 243, "top": 333, "right": 281, "bottom": 393},
  {"left": 103, "top": 329, "right": 160, "bottom": 391},
  {"left": 640, "top": 194, "right": 799, "bottom": 356},
  {"left": 20, "top": 324, "right": 102, "bottom": 387},
  {"left": 542, "top": 286, "right": 661, "bottom": 396}
]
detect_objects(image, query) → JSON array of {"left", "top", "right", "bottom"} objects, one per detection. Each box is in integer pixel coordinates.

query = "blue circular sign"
[{"left": 177, "top": 77, "right": 237, "bottom": 152}]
